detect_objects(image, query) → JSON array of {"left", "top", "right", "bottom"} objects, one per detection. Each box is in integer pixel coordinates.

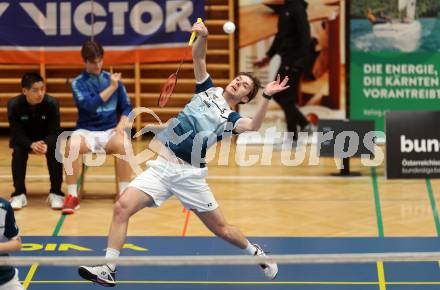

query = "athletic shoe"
[
  {"left": 10, "top": 194, "right": 27, "bottom": 210},
  {"left": 47, "top": 193, "right": 64, "bottom": 210},
  {"left": 78, "top": 265, "right": 116, "bottom": 287},
  {"left": 62, "top": 195, "right": 79, "bottom": 215},
  {"left": 254, "top": 244, "right": 278, "bottom": 280}
]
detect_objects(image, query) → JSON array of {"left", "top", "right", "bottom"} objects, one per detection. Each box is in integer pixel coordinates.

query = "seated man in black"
[{"left": 7, "top": 72, "right": 64, "bottom": 210}]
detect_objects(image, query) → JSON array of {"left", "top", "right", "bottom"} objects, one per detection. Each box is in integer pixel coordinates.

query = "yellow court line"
[
  {"left": 377, "top": 261, "right": 387, "bottom": 290},
  {"left": 28, "top": 280, "right": 379, "bottom": 285},
  {"left": 25, "top": 280, "right": 440, "bottom": 285},
  {"left": 22, "top": 263, "right": 39, "bottom": 289},
  {"left": 388, "top": 282, "right": 440, "bottom": 285}
]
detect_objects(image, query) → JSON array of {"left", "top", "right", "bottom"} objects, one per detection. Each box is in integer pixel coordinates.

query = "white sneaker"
[
  {"left": 10, "top": 194, "right": 27, "bottom": 210},
  {"left": 254, "top": 244, "right": 278, "bottom": 280},
  {"left": 47, "top": 193, "right": 64, "bottom": 210},
  {"left": 78, "top": 265, "right": 116, "bottom": 287}
]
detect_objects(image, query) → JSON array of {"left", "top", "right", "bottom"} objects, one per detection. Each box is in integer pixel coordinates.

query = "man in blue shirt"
[
  {"left": 63, "top": 41, "right": 133, "bottom": 214},
  {"left": 0, "top": 198, "right": 22, "bottom": 289},
  {"left": 79, "top": 21, "right": 289, "bottom": 286}
]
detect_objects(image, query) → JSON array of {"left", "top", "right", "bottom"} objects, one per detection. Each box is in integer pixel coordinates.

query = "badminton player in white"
[{"left": 79, "top": 20, "right": 289, "bottom": 287}]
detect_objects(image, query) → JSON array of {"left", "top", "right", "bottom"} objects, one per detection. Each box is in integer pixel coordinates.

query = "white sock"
[
  {"left": 118, "top": 182, "right": 130, "bottom": 194},
  {"left": 67, "top": 184, "right": 77, "bottom": 197},
  {"left": 105, "top": 248, "right": 120, "bottom": 271},
  {"left": 244, "top": 241, "right": 257, "bottom": 255}
]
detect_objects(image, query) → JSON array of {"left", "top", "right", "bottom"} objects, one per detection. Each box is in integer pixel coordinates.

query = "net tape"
[{"left": 3, "top": 252, "right": 440, "bottom": 266}]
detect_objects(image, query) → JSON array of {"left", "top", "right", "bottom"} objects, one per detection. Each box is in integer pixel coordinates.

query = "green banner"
[{"left": 350, "top": 1, "right": 440, "bottom": 131}]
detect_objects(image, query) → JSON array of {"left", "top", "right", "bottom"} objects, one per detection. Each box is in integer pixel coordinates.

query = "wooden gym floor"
[
  {"left": 3, "top": 137, "right": 440, "bottom": 289},
  {"left": 1, "top": 136, "right": 439, "bottom": 238}
]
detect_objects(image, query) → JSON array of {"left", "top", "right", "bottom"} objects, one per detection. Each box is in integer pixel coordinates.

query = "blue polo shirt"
[{"left": 72, "top": 70, "right": 132, "bottom": 131}]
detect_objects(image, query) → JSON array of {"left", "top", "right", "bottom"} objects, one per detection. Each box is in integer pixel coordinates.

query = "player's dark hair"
[
  {"left": 21, "top": 72, "right": 44, "bottom": 89},
  {"left": 81, "top": 41, "right": 104, "bottom": 62}
]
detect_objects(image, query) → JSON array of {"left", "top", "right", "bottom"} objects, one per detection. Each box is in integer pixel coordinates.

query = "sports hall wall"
[{"left": 0, "top": 0, "right": 235, "bottom": 134}]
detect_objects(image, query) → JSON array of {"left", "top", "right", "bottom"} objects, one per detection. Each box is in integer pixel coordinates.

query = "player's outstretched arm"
[
  {"left": 235, "top": 75, "right": 290, "bottom": 133},
  {"left": 0, "top": 236, "right": 21, "bottom": 253},
  {"left": 192, "top": 20, "right": 209, "bottom": 83}
]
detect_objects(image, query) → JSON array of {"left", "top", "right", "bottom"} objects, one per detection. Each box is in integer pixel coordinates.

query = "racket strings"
[{"left": 158, "top": 74, "right": 178, "bottom": 107}]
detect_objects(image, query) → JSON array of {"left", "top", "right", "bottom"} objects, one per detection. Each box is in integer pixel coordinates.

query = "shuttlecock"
[{"left": 223, "top": 21, "right": 236, "bottom": 34}]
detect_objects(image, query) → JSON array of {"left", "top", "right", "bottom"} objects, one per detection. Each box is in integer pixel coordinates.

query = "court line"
[
  {"left": 22, "top": 263, "right": 38, "bottom": 289},
  {"left": 52, "top": 215, "right": 67, "bottom": 237},
  {"left": 182, "top": 208, "right": 191, "bottom": 236},
  {"left": 76, "top": 166, "right": 88, "bottom": 194},
  {"left": 425, "top": 178, "right": 440, "bottom": 235},
  {"left": 377, "top": 261, "right": 386, "bottom": 290},
  {"left": 425, "top": 177, "right": 440, "bottom": 268},
  {"left": 370, "top": 167, "right": 387, "bottom": 290},
  {"left": 209, "top": 175, "right": 369, "bottom": 181},
  {"left": 26, "top": 280, "right": 380, "bottom": 285},
  {"left": 26, "top": 280, "right": 440, "bottom": 285},
  {"left": 0, "top": 174, "right": 371, "bottom": 181},
  {"left": 22, "top": 205, "right": 67, "bottom": 288},
  {"left": 371, "top": 167, "right": 384, "bottom": 237}
]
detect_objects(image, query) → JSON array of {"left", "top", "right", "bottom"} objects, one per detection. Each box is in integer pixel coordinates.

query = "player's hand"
[
  {"left": 192, "top": 20, "right": 208, "bottom": 37},
  {"left": 110, "top": 73, "right": 121, "bottom": 89},
  {"left": 263, "top": 74, "right": 290, "bottom": 97},
  {"left": 254, "top": 56, "right": 270, "bottom": 68},
  {"left": 31, "top": 141, "right": 47, "bottom": 155},
  {"left": 114, "top": 122, "right": 128, "bottom": 137}
]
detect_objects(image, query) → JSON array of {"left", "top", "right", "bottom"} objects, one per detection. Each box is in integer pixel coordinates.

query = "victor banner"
[{"left": 0, "top": 0, "right": 204, "bottom": 64}]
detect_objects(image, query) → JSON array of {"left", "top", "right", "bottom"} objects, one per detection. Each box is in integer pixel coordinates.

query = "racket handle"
[{"left": 189, "top": 17, "right": 203, "bottom": 46}]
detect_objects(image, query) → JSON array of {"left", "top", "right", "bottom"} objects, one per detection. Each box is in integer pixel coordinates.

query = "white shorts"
[
  {"left": 0, "top": 269, "right": 23, "bottom": 290},
  {"left": 129, "top": 157, "right": 218, "bottom": 212},
  {"left": 73, "top": 129, "right": 115, "bottom": 153}
]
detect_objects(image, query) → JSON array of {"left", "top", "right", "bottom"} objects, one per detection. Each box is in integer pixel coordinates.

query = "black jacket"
[
  {"left": 266, "top": 0, "right": 312, "bottom": 68},
  {"left": 7, "top": 94, "right": 60, "bottom": 149}
]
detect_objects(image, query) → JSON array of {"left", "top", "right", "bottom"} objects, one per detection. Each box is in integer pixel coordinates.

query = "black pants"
[
  {"left": 11, "top": 145, "right": 63, "bottom": 197},
  {"left": 273, "top": 64, "right": 309, "bottom": 138}
]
